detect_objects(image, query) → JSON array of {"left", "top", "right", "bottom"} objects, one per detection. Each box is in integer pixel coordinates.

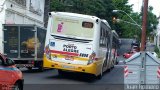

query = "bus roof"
[
  {"left": 101, "top": 19, "right": 111, "bottom": 29},
  {"left": 50, "top": 12, "right": 100, "bottom": 21}
]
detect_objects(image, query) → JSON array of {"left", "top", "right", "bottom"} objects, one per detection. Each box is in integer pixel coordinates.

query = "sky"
[{"left": 128, "top": 0, "right": 160, "bottom": 17}]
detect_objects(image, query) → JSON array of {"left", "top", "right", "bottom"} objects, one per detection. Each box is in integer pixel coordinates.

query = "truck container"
[{"left": 3, "top": 24, "right": 46, "bottom": 71}]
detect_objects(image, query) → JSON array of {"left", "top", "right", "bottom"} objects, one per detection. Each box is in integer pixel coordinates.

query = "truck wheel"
[
  {"left": 27, "top": 67, "right": 32, "bottom": 71},
  {"left": 38, "top": 61, "right": 44, "bottom": 72}
]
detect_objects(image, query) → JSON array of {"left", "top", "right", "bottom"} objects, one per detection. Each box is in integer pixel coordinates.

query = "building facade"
[
  {"left": 154, "top": 16, "right": 160, "bottom": 49},
  {"left": 0, "top": 0, "right": 45, "bottom": 53},
  {"left": 44, "top": 0, "right": 50, "bottom": 27}
]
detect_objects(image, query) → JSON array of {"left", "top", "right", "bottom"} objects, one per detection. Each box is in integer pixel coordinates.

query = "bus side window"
[
  {"left": 100, "top": 27, "right": 103, "bottom": 46},
  {"left": 100, "top": 27, "right": 107, "bottom": 47}
]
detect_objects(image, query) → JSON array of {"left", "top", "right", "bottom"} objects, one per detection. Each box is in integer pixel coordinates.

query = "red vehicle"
[
  {"left": 123, "top": 51, "right": 135, "bottom": 59},
  {"left": 0, "top": 53, "right": 23, "bottom": 90},
  {"left": 131, "top": 46, "right": 140, "bottom": 52}
]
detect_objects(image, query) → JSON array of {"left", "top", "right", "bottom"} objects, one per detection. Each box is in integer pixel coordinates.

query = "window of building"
[
  {"left": 29, "top": 0, "right": 42, "bottom": 16},
  {"left": 13, "top": 0, "right": 26, "bottom": 7}
]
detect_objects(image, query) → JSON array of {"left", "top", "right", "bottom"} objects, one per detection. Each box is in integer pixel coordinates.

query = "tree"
[
  {"left": 112, "top": 1, "right": 158, "bottom": 40},
  {"left": 111, "top": 0, "right": 134, "bottom": 38},
  {"left": 50, "top": 0, "right": 66, "bottom": 11},
  {"left": 145, "top": 6, "right": 159, "bottom": 36},
  {"left": 50, "top": 0, "right": 114, "bottom": 24}
]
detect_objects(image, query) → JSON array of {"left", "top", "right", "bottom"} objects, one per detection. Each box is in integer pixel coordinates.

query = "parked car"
[
  {"left": 131, "top": 46, "right": 140, "bottom": 52},
  {"left": 0, "top": 53, "right": 23, "bottom": 90},
  {"left": 123, "top": 51, "right": 135, "bottom": 59}
]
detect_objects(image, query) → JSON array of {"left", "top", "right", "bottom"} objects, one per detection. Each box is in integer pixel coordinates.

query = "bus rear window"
[{"left": 82, "top": 22, "right": 93, "bottom": 28}]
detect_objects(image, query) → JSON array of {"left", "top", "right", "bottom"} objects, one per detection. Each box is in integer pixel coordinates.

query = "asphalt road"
[
  {"left": 22, "top": 56, "right": 125, "bottom": 90},
  {"left": 22, "top": 61, "right": 124, "bottom": 84}
]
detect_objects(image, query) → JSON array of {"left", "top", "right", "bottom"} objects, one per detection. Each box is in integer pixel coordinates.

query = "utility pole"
[{"left": 140, "top": 0, "right": 149, "bottom": 51}]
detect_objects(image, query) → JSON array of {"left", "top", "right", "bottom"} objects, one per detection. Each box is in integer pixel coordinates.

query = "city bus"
[
  {"left": 111, "top": 30, "right": 120, "bottom": 65},
  {"left": 43, "top": 12, "right": 119, "bottom": 79}
]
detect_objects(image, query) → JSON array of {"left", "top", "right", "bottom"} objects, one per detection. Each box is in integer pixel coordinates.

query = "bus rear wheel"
[
  {"left": 97, "top": 65, "right": 104, "bottom": 79},
  {"left": 58, "top": 70, "right": 66, "bottom": 76},
  {"left": 97, "top": 73, "right": 102, "bottom": 79},
  {"left": 27, "top": 67, "right": 32, "bottom": 71}
]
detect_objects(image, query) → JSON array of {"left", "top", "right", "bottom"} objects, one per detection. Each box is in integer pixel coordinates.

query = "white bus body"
[{"left": 43, "top": 12, "right": 119, "bottom": 78}]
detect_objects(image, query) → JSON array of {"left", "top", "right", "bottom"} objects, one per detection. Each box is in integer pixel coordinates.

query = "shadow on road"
[
  {"left": 46, "top": 72, "right": 97, "bottom": 83},
  {"left": 45, "top": 68, "right": 113, "bottom": 83},
  {"left": 22, "top": 68, "right": 53, "bottom": 73}
]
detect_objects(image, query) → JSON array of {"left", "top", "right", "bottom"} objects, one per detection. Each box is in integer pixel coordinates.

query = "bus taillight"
[
  {"left": 89, "top": 52, "right": 96, "bottom": 60},
  {"left": 87, "top": 52, "right": 97, "bottom": 65}
]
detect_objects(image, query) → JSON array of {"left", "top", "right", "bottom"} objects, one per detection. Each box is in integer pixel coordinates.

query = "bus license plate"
[
  {"left": 62, "top": 65, "right": 75, "bottom": 69},
  {"left": 65, "top": 55, "right": 74, "bottom": 60}
]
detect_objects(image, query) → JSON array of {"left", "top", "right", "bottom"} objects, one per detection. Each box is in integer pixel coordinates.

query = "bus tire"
[
  {"left": 107, "top": 68, "right": 111, "bottom": 72},
  {"left": 97, "top": 65, "right": 104, "bottom": 79},
  {"left": 97, "top": 73, "right": 102, "bottom": 79},
  {"left": 27, "top": 67, "right": 32, "bottom": 71},
  {"left": 38, "top": 61, "right": 44, "bottom": 72},
  {"left": 58, "top": 70, "right": 66, "bottom": 76}
]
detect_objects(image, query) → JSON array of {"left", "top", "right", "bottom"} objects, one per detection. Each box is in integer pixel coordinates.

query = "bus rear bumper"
[{"left": 43, "top": 58, "right": 101, "bottom": 76}]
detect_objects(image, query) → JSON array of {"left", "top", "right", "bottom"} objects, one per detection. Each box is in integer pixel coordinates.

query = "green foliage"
[
  {"left": 154, "top": 46, "right": 160, "bottom": 58},
  {"left": 111, "top": 1, "right": 158, "bottom": 39},
  {"left": 154, "top": 46, "right": 159, "bottom": 53},
  {"left": 50, "top": 0, "right": 66, "bottom": 11},
  {"left": 146, "top": 6, "right": 159, "bottom": 36}
]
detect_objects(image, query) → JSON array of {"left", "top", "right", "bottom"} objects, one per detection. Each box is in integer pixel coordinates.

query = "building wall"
[
  {"left": 155, "top": 16, "right": 160, "bottom": 49},
  {"left": 0, "top": 0, "right": 45, "bottom": 53},
  {"left": 0, "top": 0, "right": 7, "bottom": 53},
  {"left": 5, "top": 0, "right": 45, "bottom": 26},
  {"left": 44, "top": 0, "right": 50, "bottom": 28}
]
